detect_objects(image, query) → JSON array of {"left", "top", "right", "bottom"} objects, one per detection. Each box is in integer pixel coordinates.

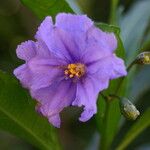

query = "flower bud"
[
  {"left": 135, "top": 52, "right": 150, "bottom": 65},
  {"left": 120, "top": 98, "right": 140, "bottom": 120}
]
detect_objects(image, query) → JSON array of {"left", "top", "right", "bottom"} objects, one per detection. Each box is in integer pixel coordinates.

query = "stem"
[
  {"left": 99, "top": 96, "right": 111, "bottom": 150},
  {"left": 109, "top": 0, "right": 119, "bottom": 24},
  {"left": 126, "top": 60, "right": 136, "bottom": 72},
  {"left": 100, "top": 101, "right": 110, "bottom": 150}
]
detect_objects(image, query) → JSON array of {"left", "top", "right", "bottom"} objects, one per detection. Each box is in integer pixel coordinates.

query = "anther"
[{"left": 64, "top": 63, "right": 85, "bottom": 79}]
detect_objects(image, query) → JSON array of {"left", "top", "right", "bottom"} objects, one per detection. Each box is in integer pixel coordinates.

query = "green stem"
[
  {"left": 126, "top": 60, "right": 136, "bottom": 72},
  {"left": 109, "top": 0, "right": 119, "bottom": 24},
  {"left": 100, "top": 101, "right": 111, "bottom": 150}
]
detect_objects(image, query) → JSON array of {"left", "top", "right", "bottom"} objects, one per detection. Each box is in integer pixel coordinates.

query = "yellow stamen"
[{"left": 64, "top": 63, "right": 85, "bottom": 78}]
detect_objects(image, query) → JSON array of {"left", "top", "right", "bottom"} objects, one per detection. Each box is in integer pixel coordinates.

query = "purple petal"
[
  {"left": 81, "top": 27, "right": 117, "bottom": 63},
  {"left": 16, "top": 40, "right": 36, "bottom": 61},
  {"left": 87, "top": 54, "right": 127, "bottom": 79},
  {"left": 51, "top": 28, "right": 84, "bottom": 61},
  {"left": 35, "top": 41, "right": 52, "bottom": 58},
  {"left": 109, "top": 55, "right": 127, "bottom": 79},
  {"left": 43, "top": 28, "right": 74, "bottom": 61},
  {"left": 14, "top": 64, "right": 32, "bottom": 88},
  {"left": 72, "top": 76, "right": 101, "bottom": 122},
  {"left": 86, "top": 27, "right": 117, "bottom": 53},
  {"left": 28, "top": 57, "right": 66, "bottom": 90},
  {"left": 32, "top": 80, "right": 76, "bottom": 127},
  {"left": 55, "top": 13, "right": 93, "bottom": 33},
  {"left": 82, "top": 44, "right": 111, "bottom": 64},
  {"left": 35, "top": 16, "right": 73, "bottom": 61},
  {"left": 35, "top": 16, "right": 53, "bottom": 42},
  {"left": 48, "top": 114, "right": 61, "bottom": 128},
  {"left": 14, "top": 57, "right": 66, "bottom": 91},
  {"left": 16, "top": 40, "right": 53, "bottom": 62},
  {"left": 55, "top": 13, "right": 94, "bottom": 58}
]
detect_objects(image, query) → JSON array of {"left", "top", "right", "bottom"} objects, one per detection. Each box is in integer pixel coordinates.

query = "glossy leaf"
[
  {"left": 0, "top": 71, "right": 61, "bottom": 150},
  {"left": 20, "top": 0, "right": 73, "bottom": 19}
]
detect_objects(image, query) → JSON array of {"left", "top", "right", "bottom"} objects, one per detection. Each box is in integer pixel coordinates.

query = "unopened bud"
[
  {"left": 120, "top": 98, "right": 140, "bottom": 120},
  {"left": 135, "top": 52, "right": 150, "bottom": 65}
]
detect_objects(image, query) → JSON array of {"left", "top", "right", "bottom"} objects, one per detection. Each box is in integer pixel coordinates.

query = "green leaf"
[
  {"left": 119, "top": 0, "right": 150, "bottom": 64},
  {"left": 20, "top": 0, "right": 73, "bottom": 20},
  {"left": 130, "top": 66, "right": 150, "bottom": 100},
  {"left": 65, "top": 0, "right": 82, "bottom": 14},
  {"left": 116, "top": 108, "right": 150, "bottom": 150},
  {"left": 0, "top": 71, "right": 61, "bottom": 150},
  {"left": 95, "top": 23, "right": 126, "bottom": 150}
]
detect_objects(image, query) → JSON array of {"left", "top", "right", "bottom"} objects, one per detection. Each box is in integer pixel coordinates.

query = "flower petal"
[
  {"left": 87, "top": 54, "right": 127, "bottom": 79},
  {"left": 16, "top": 40, "right": 36, "bottom": 61},
  {"left": 35, "top": 41, "right": 52, "bottom": 58},
  {"left": 72, "top": 76, "right": 102, "bottom": 122},
  {"left": 35, "top": 16, "right": 53, "bottom": 42},
  {"left": 13, "top": 64, "right": 32, "bottom": 88},
  {"left": 28, "top": 57, "right": 66, "bottom": 90},
  {"left": 82, "top": 44, "right": 111, "bottom": 64},
  {"left": 55, "top": 13, "right": 94, "bottom": 58},
  {"left": 14, "top": 57, "right": 65, "bottom": 91},
  {"left": 86, "top": 27, "right": 117, "bottom": 53},
  {"left": 35, "top": 16, "right": 74, "bottom": 61},
  {"left": 48, "top": 114, "right": 61, "bottom": 128},
  {"left": 51, "top": 28, "right": 85, "bottom": 61},
  {"left": 44, "top": 28, "right": 75, "bottom": 61},
  {"left": 16, "top": 40, "right": 54, "bottom": 62},
  {"left": 55, "top": 13, "right": 93, "bottom": 33},
  {"left": 32, "top": 80, "right": 76, "bottom": 127},
  {"left": 81, "top": 27, "right": 117, "bottom": 63},
  {"left": 109, "top": 55, "right": 127, "bottom": 79}
]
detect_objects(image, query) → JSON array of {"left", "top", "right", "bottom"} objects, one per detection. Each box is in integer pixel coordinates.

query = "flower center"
[{"left": 64, "top": 63, "right": 86, "bottom": 78}]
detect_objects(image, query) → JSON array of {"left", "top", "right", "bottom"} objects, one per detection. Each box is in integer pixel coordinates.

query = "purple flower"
[{"left": 14, "top": 13, "right": 127, "bottom": 128}]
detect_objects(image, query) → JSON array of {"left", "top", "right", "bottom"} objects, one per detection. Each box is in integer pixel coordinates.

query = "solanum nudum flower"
[{"left": 14, "top": 13, "right": 127, "bottom": 127}]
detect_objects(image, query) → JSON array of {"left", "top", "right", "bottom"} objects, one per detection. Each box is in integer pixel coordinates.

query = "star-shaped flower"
[{"left": 14, "top": 13, "right": 127, "bottom": 127}]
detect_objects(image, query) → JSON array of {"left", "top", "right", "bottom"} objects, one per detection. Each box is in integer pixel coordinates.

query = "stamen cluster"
[{"left": 64, "top": 63, "right": 85, "bottom": 78}]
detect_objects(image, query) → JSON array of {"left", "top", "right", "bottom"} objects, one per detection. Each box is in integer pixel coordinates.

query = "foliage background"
[{"left": 0, "top": 0, "right": 150, "bottom": 150}]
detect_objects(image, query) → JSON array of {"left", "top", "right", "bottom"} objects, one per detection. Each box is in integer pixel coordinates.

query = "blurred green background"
[{"left": 0, "top": 0, "right": 150, "bottom": 150}]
